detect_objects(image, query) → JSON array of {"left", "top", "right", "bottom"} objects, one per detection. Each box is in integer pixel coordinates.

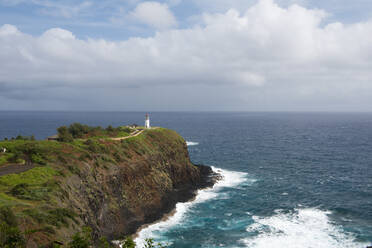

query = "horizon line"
[{"left": 1, "top": 110, "right": 372, "bottom": 114}]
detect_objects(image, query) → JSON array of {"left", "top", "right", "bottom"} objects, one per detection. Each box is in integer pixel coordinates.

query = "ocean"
[{"left": 1, "top": 111, "right": 371, "bottom": 247}]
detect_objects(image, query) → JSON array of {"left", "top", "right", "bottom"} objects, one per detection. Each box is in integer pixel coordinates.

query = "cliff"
[{"left": 0, "top": 128, "right": 216, "bottom": 247}]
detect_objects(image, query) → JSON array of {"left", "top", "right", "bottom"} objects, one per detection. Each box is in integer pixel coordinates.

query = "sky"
[{"left": 0, "top": 0, "right": 372, "bottom": 111}]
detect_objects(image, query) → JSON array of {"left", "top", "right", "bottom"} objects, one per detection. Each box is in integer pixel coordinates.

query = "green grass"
[
  {"left": 0, "top": 140, "right": 63, "bottom": 167},
  {"left": 23, "top": 208, "right": 76, "bottom": 228},
  {"left": 0, "top": 166, "right": 58, "bottom": 187},
  {"left": 0, "top": 140, "right": 61, "bottom": 151},
  {"left": 0, "top": 192, "right": 29, "bottom": 207},
  {"left": 0, "top": 166, "right": 60, "bottom": 209},
  {"left": 0, "top": 126, "right": 189, "bottom": 246},
  {"left": 9, "top": 182, "right": 56, "bottom": 201},
  {"left": 117, "top": 128, "right": 184, "bottom": 158},
  {"left": 115, "top": 131, "right": 130, "bottom": 138},
  {"left": 0, "top": 154, "right": 12, "bottom": 166}
]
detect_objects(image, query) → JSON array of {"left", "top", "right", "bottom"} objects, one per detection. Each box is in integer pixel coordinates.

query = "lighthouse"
[{"left": 145, "top": 114, "right": 151, "bottom": 129}]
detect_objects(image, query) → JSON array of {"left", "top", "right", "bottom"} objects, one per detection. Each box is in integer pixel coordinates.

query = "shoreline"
[
  {"left": 133, "top": 205, "right": 179, "bottom": 239},
  {"left": 133, "top": 166, "right": 222, "bottom": 244}
]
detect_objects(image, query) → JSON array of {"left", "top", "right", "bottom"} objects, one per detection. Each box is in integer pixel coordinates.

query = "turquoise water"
[{"left": 1, "top": 111, "right": 371, "bottom": 247}]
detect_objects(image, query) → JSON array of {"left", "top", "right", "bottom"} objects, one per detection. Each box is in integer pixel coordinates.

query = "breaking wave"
[
  {"left": 134, "top": 167, "right": 250, "bottom": 246},
  {"left": 242, "top": 208, "right": 368, "bottom": 248},
  {"left": 186, "top": 141, "right": 199, "bottom": 146}
]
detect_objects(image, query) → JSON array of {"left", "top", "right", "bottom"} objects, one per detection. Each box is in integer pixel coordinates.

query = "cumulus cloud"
[
  {"left": 130, "top": 1, "right": 178, "bottom": 29},
  {"left": 1, "top": 0, "right": 372, "bottom": 110}
]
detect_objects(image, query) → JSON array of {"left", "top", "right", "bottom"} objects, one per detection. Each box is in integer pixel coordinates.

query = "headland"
[{"left": 0, "top": 123, "right": 218, "bottom": 247}]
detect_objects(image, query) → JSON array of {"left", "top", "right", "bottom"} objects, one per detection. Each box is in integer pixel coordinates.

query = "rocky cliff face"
[
  {"left": 62, "top": 128, "right": 215, "bottom": 243},
  {"left": 0, "top": 128, "right": 216, "bottom": 247}
]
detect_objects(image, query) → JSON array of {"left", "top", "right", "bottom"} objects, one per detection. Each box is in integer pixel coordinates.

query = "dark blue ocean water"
[{"left": 1, "top": 111, "right": 371, "bottom": 247}]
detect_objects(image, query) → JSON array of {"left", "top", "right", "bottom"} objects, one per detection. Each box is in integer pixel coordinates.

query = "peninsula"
[{"left": 0, "top": 123, "right": 217, "bottom": 247}]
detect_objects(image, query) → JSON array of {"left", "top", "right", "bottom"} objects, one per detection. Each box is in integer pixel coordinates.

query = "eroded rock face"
[{"left": 57, "top": 129, "right": 217, "bottom": 244}]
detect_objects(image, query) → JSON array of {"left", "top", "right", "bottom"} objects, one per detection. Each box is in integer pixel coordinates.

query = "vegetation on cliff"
[
  {"left": 0, "top": 124, "right": 215, "bottom": 247},
  {"left": 57, "top": 123, "right": 134, "bottom": 142}
]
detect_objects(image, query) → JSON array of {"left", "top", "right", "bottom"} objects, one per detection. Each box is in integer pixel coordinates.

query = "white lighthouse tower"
[{"left": 145, "top": 114, "right": 151, "bottom": 129}]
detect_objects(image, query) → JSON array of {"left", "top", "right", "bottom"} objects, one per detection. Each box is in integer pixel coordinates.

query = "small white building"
[{"left": 145, "top": 114, "right": 151, "bottom": 129}]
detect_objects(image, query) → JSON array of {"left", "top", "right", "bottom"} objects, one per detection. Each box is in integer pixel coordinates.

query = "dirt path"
[
  {"left": 0, "top": 164, "right": 36, "bottom": 176},
  {"left": 0, "top": 128, "right": 151, "bottom": 176},
  {"left": 110, "top": 129, "right": 144, "bottom": 141}
]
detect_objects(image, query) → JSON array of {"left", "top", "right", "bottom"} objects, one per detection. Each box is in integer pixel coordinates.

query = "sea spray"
[
  {"left": 134, "top": 167, "right": 250, "bottom": 246},
  {"left": 242, "top": 208, "right": 368, "bottom": 248},
  {"left": 186, "top": 141, "right": 199, "bottom": 146}
]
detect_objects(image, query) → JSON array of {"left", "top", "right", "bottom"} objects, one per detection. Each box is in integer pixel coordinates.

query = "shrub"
[
  {"left": 121, "top": 237, "right": 136, "bottom": 248},
  {"left": 120, "top": 237, "right": 168, "bottom": 248},
  {"left": 22, "top": 184, "right": 51, "bottom": 201},
  {"left": 85, "top": 139, "right": 103, "bottom": 153},
  {"left": 57, "top": 126, "right": 74, "bottom": 142},
  {"left": 0, "top": 207, "right": 25, "bottom": 248},
  {"left": 0, "top": 222, "right": 25, "bottom": 248},
  {"left": 23, "top": 209, "right": 46, "bottom": 224},
  {"left": 30, "top": 153, "right": 46, "bottom": 165},
  {"left": 9, "top": 183, "right": 36, "bottom": 200},
  {"left": 98, "top": 237, "right": 112, "bottom": 248},
  {"left": 0, "top": 206, "right": 18, "bottom": 227},
  {"left": 8, "top": 151, "right": 23, "bottom": 164},
  {"left": 68, "top": 227, "right": 92, "bottom": 248},
  {"left": 106, "top": 125, "right": 114, "bottom": 132},
  {"left": 68, "top": 123, "right": 91, "bottom": 139},
  {"left": 5, "top": 142, "right": 48, "bottom": 165},
  {"left": 47, "top": 208, "right": 76, "bottom": 227},
  {"left": 143, "top": 238, "right": 169, "bottom": 248},
  {"left": 24, "top": 208, "right": 76, "bottom": 227}
]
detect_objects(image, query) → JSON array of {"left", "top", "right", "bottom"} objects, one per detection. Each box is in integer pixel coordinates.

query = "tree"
[
  {"left": 68, "top": 123, "right": 91, "bottom": 138},
  {"left": 10, "top": 142, "right": 45, "bottom": 166},
  {"left": 57, "top": 126, "right": 74, "bottom": 142},
  {"left": 68, "top": 227, "right": 92, "bottom": 248}
]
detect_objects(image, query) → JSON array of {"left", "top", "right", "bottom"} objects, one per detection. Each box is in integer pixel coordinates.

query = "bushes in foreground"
[
  {"left": 57, "top": 123, "right": 133, "bottom": 142},
  {"left": 121, "top": 237, "right": 168, "bottom": 248},
  {"left": 0, "top": 207, "right": 25, "bottom": 248},
  {"left": 0, "top": 207, "right": 168, "bottom": 248},
  {"left": 68, "top": 228, "right": 168, "bottom": 248}
]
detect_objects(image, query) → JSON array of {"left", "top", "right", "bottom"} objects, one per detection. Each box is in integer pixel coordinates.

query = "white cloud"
[
  {"left": 1, "top": 0, "right": 372, "bottom": 110},
  {"left": 0, "top": 24, "right": 20, "bottom": 35},
  {"left": 130, "top": 1, "right": 178, "bottom": 29}
]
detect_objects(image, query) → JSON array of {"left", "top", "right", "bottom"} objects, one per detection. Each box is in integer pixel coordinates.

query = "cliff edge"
[{"left": 0, "top": 128, "right": 217, "bottom": 247}]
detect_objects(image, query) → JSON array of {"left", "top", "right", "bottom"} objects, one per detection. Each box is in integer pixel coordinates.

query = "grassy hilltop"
[{"left": 0, "top": 123, "right": 213, "bottom": 247}]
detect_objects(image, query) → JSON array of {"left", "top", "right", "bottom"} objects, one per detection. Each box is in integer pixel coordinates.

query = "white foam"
[
  {"left": 134, "top": 167, "right": 250, "bottom": 246},
  {"left": 186, "top": 141, "right": 199, "bottom": 146},
  {"left": 211, "top": 166, "right": 251, "bottom": 188},
  {"left": 242, "top": 208, "right": 368, "bottom": 248}
]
